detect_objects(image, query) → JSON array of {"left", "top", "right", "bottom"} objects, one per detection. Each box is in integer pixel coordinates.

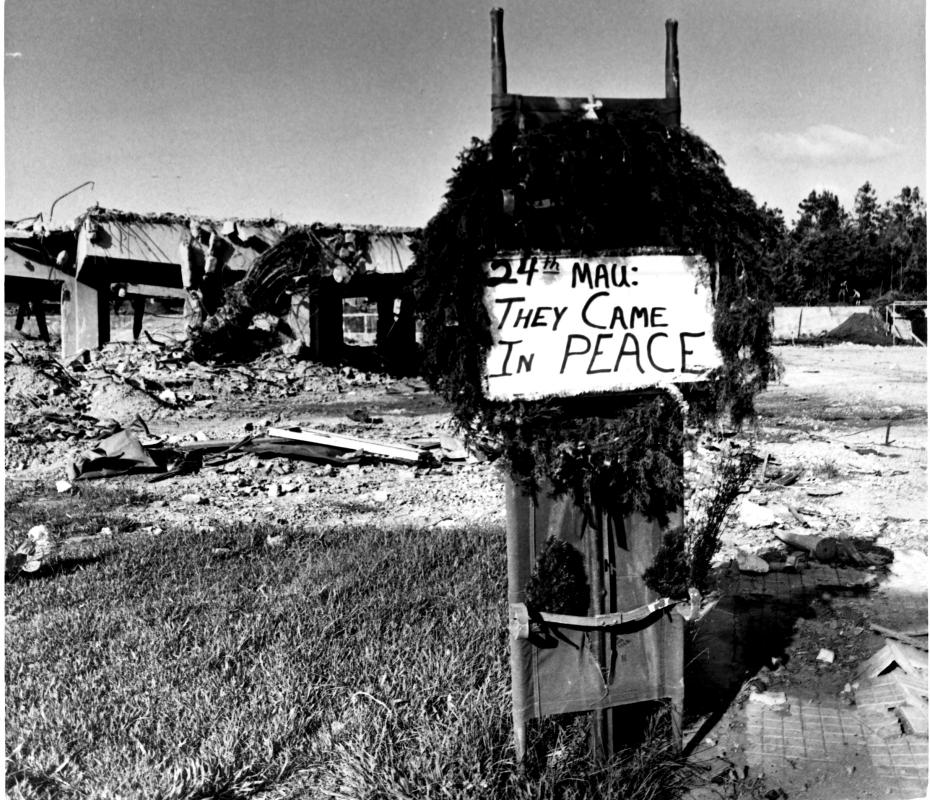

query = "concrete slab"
[{"left": 686, "top": 557, "right": 928, "bottom": 799}]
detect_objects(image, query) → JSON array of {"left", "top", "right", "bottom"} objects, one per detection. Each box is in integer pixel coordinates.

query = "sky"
[{"left": 3, "top": 0, "right": 926, "bottom": 228}]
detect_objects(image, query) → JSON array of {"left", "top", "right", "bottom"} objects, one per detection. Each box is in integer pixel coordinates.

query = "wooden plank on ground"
[
  {"left": 887, "top": 640, "right": 929, "bottom": 674},
  {"left": 859, "top": 641, "right": 930, "bottom": 680},
  {"left": 870, "top": 623, "right": 929, "bottom": 651},
  {"left": 858, "top": 644, "right": 895, "bottom": 680},
  {"left": 268, "top": 426, "right": 423, "bottom": 463}
]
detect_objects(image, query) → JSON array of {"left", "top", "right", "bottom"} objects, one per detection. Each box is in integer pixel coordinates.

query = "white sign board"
[{"left": 482, "top": 254, "right": 721, "bottom": 400}]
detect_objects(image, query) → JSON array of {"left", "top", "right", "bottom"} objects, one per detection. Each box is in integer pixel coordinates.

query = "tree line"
[{"left": 755, "top": 183, "right": 926, "bottom": 305}]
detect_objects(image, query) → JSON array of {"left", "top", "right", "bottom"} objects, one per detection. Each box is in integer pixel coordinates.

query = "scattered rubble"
[
  {"left": 4, "top": 337, "right": 926, "bottom": 798},
  {"left": 4, "top": 338, "right": 428, "bottom": 478}
]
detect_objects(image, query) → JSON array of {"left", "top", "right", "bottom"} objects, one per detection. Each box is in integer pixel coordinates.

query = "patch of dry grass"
[{"left": 6, "top": 487, "right": 702, "bottom": 799}]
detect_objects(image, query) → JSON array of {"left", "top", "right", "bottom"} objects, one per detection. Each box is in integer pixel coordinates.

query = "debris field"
[{"left": 4, "top": 336, "right": 927, "bottom": 799}]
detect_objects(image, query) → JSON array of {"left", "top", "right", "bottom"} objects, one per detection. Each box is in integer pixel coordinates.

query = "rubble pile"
[
  {"left": 824, "top": 312, "right": 897, "bottom": 346},
  {"left": 3, "top": 334, "right": 505, "bottom": 535},
  {"left": 4, "top": 338, "right": 400, "bottom": 476}
]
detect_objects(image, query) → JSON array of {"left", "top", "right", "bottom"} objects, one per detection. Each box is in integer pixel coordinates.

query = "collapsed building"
[{"left": 4, "top": 207, "right": 419, "bottom": 367}]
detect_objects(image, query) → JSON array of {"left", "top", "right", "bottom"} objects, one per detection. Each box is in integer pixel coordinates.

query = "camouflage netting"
[{"left": 412, "top": 115, "right": 779, "bottom": 597}]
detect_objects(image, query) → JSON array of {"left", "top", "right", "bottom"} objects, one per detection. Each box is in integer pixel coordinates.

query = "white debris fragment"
[
  {"left": 739, "top": 500, "right": 779, "bottom": 528},
  {"left": 13, "top": 525, "right": 55, "bottom": 573},
  {"left": 736, "top": 550, "right": 770, "bottom": 574},
  {"left": 817, "top": 648, "right": 836, "bottom": 664},
  {"left": 748, "top": 690, "right": 788, "bottom": 708}
]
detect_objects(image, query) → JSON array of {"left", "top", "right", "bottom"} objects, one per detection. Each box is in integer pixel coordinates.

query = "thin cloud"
[
  {"left": 757, "top": 124, "right": 902, "bottom": 163},
  {"left": 6, "top": 52, "right": 23, "bottom": 58}
]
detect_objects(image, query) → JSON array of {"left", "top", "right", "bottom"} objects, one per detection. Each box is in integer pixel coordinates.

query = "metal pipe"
[
  {"left": 491, "top": 8, "right": 507, "bottom": 139},
  {"left": 586, "top": 509, "right": 607, "bottom": 759},
  {"left": 665, "top": 19, "right": 680, "bottom": 99},
  {"left": 491, "top": 8, "right": 507, "bottom": 97},
  {"left": 11, "top": 213, "right": 43, "bottom": 227},
  {"left": 49, "top": 181, "right": 95, "bottom": 222}
]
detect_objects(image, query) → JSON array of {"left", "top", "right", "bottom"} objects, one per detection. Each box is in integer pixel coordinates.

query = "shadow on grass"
[
  {"left": 5, "top": 552, "right": 112, "bottom": 582},
  {"left": 6, "top": 766, "right": 71, "bottom": 799}
]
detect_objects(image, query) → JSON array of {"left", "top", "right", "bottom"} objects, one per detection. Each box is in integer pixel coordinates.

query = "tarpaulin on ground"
[
  {"left": 68, "top": 429, "right": 369, "bottom": 482},
  {"left": 69, "top": 429, "right": 166, "bottom": 480}
]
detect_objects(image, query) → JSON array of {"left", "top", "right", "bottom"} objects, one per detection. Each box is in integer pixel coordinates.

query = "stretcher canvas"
[{"left": 505, "top": 478, "right": 685, "bottom": 742}]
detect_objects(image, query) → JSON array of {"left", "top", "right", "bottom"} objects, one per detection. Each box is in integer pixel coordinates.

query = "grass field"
[{"left": 5, "top": 483, "right": 701, "bottom": 800}]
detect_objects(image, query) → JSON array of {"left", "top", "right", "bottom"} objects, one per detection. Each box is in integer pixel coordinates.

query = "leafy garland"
[{"left": 412, "top": 116, "right": 776, "bottom": 597}]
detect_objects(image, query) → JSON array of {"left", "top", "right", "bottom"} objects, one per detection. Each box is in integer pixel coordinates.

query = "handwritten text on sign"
[{"left": 482, "top": 254, "right": 721, "bottom": 400}]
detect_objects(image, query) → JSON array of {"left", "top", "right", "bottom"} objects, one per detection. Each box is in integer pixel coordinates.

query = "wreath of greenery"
[{"left": 413, "top": 115, "right": 776, "bottom": 598}]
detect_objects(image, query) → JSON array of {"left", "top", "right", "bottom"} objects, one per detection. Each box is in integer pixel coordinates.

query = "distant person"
[
  {"left": 852, "top": 289, "right": 861, "bottom": 306},
  {"left": 838, "top": 280, "right": 848, "bottom": 304}
]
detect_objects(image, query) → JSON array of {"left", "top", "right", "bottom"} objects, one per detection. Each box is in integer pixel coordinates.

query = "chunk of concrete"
[
  {"left": 737, "top": 550, "right": 770, "bottom": 574},
  {"left": 739, "top": 500, "right": 779, "bottom": 529},
  {"left": 748, "top": 690, "right": 788, "bottom": 708}
]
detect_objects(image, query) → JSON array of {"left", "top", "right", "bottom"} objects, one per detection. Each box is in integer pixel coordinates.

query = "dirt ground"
[
  {"left": 4, "top": 336, "right": 927, "bottom": 798},
  {"left": 690, "top": 343, "right": 928, "bottom": 800},
  {"left": 733, "top": 343, "right": 927, "bottom": 557}
]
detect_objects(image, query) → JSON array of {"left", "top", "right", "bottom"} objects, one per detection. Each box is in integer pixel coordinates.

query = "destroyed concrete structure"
[{"left": 4, "top": 207, "right": 418, "bottom": 364}]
